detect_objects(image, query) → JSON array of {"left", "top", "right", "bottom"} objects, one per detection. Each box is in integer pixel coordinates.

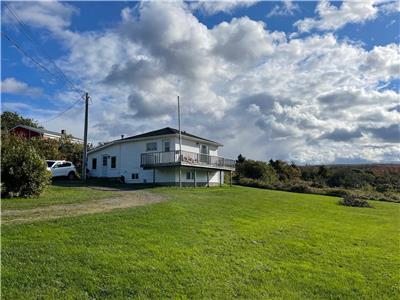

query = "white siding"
[
  {"left": 87, "top": 135, "right": 224, "bottom": 185},
  {"left": 173, "top": 137, "right": 218, "bottom": 156}
]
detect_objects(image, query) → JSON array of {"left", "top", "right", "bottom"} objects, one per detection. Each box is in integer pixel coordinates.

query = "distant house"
[
  {"left": 87, "top": 127, "right": 235, "bottom": 186},
  {"left": 9, "top": 124, "right": 83, "bottom": 144}
]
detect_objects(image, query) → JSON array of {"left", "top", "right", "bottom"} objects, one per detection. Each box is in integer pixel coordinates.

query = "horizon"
[{"left": 1, "top": 0, "right": 399, "bottom": 164}]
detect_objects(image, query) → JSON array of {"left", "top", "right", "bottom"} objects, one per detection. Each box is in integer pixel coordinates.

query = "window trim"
[
  {"left": 146, "top": 142, "right": 157, "bottom": 152},
  {"left": 111, "top": 156, "right": 117, "bottom": 169},
  {"left": 186, "top": 171, "right": 194, "bottom": 180},
  {"left": 164, "top": 140, "right": 170, "bottom": 152}
]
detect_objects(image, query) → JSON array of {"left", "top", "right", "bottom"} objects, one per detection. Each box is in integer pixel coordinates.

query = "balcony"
[{"left": 141, "top": 150, "right": 235, "bottom": 171}]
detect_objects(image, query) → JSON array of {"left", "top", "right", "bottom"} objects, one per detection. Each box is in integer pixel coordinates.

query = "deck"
[{"left": 140, "top": 150, "right": 235, "bottom": 171}]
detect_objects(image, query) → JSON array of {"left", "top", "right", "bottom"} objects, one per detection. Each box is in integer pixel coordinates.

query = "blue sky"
[{"left": 1, "top": 1, "right": 399, "bottom": 164}]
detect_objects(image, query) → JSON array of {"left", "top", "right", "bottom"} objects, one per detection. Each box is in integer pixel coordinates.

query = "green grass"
[
  {"left": 1, "top": 184, "right": 125, "bottom": 210},
  {"left": 2, "top": 185, "right": 399, "bottom": 299}
]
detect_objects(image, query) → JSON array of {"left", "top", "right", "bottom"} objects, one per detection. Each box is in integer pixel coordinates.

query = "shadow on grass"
[{"left": 51, "top": 178, "right": 159, "bottom": 191}]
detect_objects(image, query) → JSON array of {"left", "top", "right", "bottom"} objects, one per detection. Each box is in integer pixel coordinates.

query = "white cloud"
[
  {"left": 2, "top": 0, "right": 78, "bottom": 35},
  {"left": 267, "top": 0, "right": 300, "bottom": 17},
  {"left": 295, "top": 0, "right": 380, "bottom": 33},
  {"left": 190, "top": 0, "right": 256, "bottom": 15},
  {"left": 1, "top": 77, "right": 42, "bottom": 96},
  {"left": 3, "top": 1, "right": 400, "bottom": 163}
]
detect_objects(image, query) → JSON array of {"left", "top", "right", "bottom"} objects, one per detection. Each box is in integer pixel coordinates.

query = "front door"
[
  {"left": 101, "top": 155, "right": 108, "bottom": 177},
  {"left": 200, "top": 144, "right": 209, "bottom": 163}
]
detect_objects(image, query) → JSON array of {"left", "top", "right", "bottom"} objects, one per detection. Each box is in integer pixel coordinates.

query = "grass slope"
[
  {"left": 1, "top": 184, "right": 125, "bottom": 210},
  {"left": 2, "top": 186, "right": 399, "bottom": 299}
]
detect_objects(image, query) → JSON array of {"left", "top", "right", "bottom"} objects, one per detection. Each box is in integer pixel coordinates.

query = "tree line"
[{"left": 234, "top": 154, "right": 400, "bottom": 203}]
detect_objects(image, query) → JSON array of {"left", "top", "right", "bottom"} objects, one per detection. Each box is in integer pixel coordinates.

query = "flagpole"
[{"left": 178, "top": 95, "right": 182, "bottom": 188}]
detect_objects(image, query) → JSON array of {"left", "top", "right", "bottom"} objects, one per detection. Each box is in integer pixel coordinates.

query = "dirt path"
[{"left": 2, "top": 191, "right": 167, "bottom": 225}]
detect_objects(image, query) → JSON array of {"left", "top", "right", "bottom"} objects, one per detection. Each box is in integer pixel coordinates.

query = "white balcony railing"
[{"left": 140, "top": 150, "right": 235, "bottom": 170}]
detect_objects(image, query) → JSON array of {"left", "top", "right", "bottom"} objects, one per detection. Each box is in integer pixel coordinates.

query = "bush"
[
  {"left": 238, "top": 177, "right": 277, "bottom": 190},
  {"left": 339, "top": 195, "right": 372, "bottom": 208},
  {"left": 1, "top": 134, "right": 51, "bottom": 197},
  {"left": 288, "top": 183, "right": 313, "bottom": 194},
  {"left": 324, "top": 188, "right": 350, "bottom": 198}
]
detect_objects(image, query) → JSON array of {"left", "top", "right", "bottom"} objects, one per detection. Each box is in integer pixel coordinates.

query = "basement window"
[
  {"left": 111, "top": 156, "right": 116, "bottom": 168},
  {"left": 131, "top": 173, "right": 139, "bottom": 180}
]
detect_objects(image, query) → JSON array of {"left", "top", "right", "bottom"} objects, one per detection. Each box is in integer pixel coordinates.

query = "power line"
[
  {"left": 3, "top": 2, "right": 84, "bottom": 94},
  {"left": 1, "top": 31, "right": 79, "bottom": 94},
  {"left": 38, "top": 98, "right": 83, "bottom": 124}
]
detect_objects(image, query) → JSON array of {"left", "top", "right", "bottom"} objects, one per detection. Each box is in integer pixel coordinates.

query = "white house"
[{"left": 87, "top": 127, "right": 235, "bottom": 186}]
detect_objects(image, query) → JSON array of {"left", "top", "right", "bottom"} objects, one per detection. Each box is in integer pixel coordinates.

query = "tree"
[
  {"left": 236, "top": 154, "right": 246, "bottom": 164},
  {"left": 1, "top": 133, "right": 51, "bottom": 197},
  {"left": 236, "top": 159, "right": 278, "bottom": 184},
  {"left": 30, "top": 135, "right": 85, "bottom": 175},
  {"left": 1, "top": 111, "right": 41, "bottom": 131},
  {"left": 269, "top": 159, "right": 301, "bottom": 182}
]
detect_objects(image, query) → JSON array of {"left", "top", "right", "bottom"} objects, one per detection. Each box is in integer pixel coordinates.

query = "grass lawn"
[
  {"left": 2, "top": 185, "right": 399, "bottom": 299},
  {"left": 1, "top": 183, "right": 126, "bottom": 210}
]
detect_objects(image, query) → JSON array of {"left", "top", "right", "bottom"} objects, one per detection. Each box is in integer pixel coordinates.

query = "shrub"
[
  {"left": 1, "top": 134, "right": 51, "bottom": 197},
  {"left": 339, "top": 195, "right": 372, "bottom": 208},
  {"left": 238, "top": 178, "right": 276, "bottom": 190},
  {"left": 324, "top": 188, "right": 350, "bottom": 198},
  {"left": 288, "top": 183, "right": 313, "bottom": 194}
]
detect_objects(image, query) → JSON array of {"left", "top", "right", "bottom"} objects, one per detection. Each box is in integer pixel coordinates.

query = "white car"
[{"left": 46, "top": 160, "right": 77, "bottom": 179}]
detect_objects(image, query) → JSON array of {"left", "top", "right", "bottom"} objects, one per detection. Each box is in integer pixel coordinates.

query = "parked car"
[{"left": 46, "top": 160, "right": 77, "bottom": 179}]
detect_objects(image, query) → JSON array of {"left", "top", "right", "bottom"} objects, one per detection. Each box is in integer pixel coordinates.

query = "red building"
[{"left": 9, "top": 124, "right": 83, "bottom": 143}]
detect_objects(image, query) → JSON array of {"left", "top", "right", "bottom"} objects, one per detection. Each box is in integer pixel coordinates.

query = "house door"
[
  {"left": 200, "top": 144, "right": 209, "bottom": 163},
  {"left": 101, "top": 155, "right": 108, "bottom": 177}
]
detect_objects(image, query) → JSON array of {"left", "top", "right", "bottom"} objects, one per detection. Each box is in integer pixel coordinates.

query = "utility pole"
[
  {"left": 82, "top": 92, "right": 89, "bottom": 181},
  {"left": 178, "top": 95, "right": 182, "bottom": 188}
]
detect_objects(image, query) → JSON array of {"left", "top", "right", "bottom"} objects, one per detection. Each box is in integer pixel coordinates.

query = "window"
[
  {"left": 131, "top": 173, "right": 139, "bottom": 180},
  {"left": 103, "top": 156, "right": 108, "bottom": 166},
  {"left": 146, "top": 142, "right": 157, "bottom": 151},
  {"left": 57, "top": 162, "right": 71, "bottom": 168},
  {"left": 92, "top": 158, "right": 97, "bottom": 170},
  {"left": 186, "top": 171, "right": 194, "bottom": 180},
  {"left": 111, "top": 156, "right": 116, "bottom": 168},
  {"left": 164, "top": 141, "right": 170, "bottom": 152}
]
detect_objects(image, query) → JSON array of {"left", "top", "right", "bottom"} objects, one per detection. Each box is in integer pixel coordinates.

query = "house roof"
[
  {"left": 122, "top": 127, "right": 220, "bottom": 145},
  {"left": 10, "top": 124, "right": 83, "bottom": 141},
  {"left": 88, "top": 127, "right": 222, "bottom": 154}
]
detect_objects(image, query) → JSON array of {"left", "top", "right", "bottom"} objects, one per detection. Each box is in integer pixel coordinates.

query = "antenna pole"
[
  {"left": 178, "top": 95, "right": 182, "bottom": 188},
  {"left": 82, "top": 92, "right": 89, "bottom": 181}
]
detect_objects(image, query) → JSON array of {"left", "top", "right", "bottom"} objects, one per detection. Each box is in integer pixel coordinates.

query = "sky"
[{"left": 1, "top": 0, "right": 399, "bottom": 164}]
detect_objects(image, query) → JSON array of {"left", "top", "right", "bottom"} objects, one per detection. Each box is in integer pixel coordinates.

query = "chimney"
[
  {"left": 121, "top": 134, "right": 124, "bottom": 139},
  {"left": 61, "top": 129, "right": 66, "bottom": 135}
]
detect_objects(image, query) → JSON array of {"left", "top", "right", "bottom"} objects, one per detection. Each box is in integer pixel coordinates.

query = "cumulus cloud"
[
  {"left": 319, "top": 128, "right": 363, "bottom": 141},
  {"left": 295, "top": 0, "right": 380, "bottom": 33},
  {"left": 267, "top": 0, "right": 300, "bottom": 17},
  {"left": 1, "top": 77, "right": 42, "bottom": 96},
  {"left": 2, "top": 0, "right": 78, "bottom": 36},
  {"left": 3, "top": 1, "right": 399, "bottom": 163},
  {"left": 190, "top": 1, "right": 256, "bottom": 15},
  {"left": 364, "top": 124, "right": 400, "bottom": 143}
]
